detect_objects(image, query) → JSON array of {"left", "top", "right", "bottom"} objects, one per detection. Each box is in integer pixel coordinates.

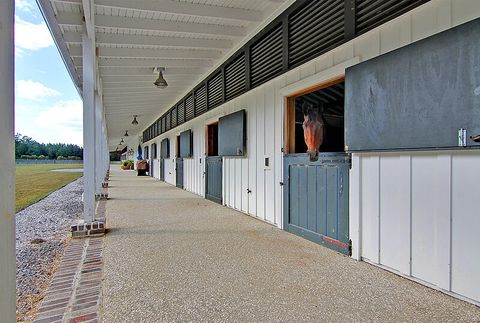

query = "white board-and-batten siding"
[{"left": 140, "top": 0, "right": 480, "bottom": 305}]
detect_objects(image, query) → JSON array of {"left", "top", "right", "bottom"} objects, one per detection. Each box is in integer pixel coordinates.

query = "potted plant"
[{"left": 121, "top": 160, "right": 134, "bottom": 170}]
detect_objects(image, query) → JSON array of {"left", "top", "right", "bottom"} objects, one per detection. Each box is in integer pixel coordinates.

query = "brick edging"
[{"left": 33, "top": 237, "right": 104, "bottom": 323}]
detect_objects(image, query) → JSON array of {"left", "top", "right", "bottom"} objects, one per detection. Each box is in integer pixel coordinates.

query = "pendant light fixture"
[
  {"left": 132, "top": 115, "right": 139, "bottom": 125},
  {"left": 153, "top": 67, "right": 168, "bottom": 89},
  {"left": 120, "top": 138, "right": 124, "bottom": 144},
  {"left": 124, "top": 130, "right": 129, "bottom": 137}
]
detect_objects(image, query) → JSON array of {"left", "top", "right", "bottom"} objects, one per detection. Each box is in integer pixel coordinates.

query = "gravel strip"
[{"left": 16, "top": 177, "right": 84, "bottom": 322}]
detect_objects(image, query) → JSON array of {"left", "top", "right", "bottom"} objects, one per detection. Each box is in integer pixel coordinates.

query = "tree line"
[{"left": 15, "top": 133, "right": 83, "bottom": 160}]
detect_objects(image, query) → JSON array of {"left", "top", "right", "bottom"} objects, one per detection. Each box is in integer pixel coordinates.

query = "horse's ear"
[{"left": 302, "top": 100, "right": 311, "bottom": 115}]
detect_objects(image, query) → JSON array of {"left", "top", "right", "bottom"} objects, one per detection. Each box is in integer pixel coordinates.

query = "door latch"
[
  {"left": 246, "top": 189, "right": 252, "bottom": 194},
  {"left": 279, "top": 182, "right": 284, "bottom": 186}
]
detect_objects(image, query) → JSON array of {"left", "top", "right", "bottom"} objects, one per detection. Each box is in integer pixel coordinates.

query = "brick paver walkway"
[{"left": 33, "top": 237, "right": 104, "bottom": 323}]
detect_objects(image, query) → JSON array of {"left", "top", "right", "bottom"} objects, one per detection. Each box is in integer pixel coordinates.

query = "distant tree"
[{"left": 15, "top": 133, "right": 83, "bottom": 160}]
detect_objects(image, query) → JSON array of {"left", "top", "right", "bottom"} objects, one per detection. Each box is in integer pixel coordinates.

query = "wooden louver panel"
[
  {"left": 251, "top": 23, "right": 283, "bottom": 88},
  {"left": 166, "top": 112, "right": 171, "bottom": 131},
  {"left": 207, "top": 72, "right": 223, "bottom": 110},
  {"left": 177, "top": 102, "right": 185, "bottom": 125},
  {"left": 356, "top": 0, "right": 428, "bottom": 34},
  {"left": 225, "top": 53, "right": 246, "bottom": 100},
  {"left": 171, "top": 107, "right": 177, "bottom": 128},
  {"left": 185, "top": 95, "right": 194, "bottom": 121},
  {"left": 195, "top": 85, "right": 207, "bottom": 116},
  {"left": 161, "top": 116, "right": 165, "bottom": 133},
  {"left": 288, "top": 0, "right": 345, "bottom": 67}
]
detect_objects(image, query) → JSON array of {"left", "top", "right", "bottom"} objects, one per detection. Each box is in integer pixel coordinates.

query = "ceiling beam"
[
  {"left": 104, "top": 99, "right": 169, "bottom": 105},
  {"left": 102, "top": 75, "right": 195, "bottom": 83},
  {"left": 53, "top": 0, "right": 263, "bottom": 22},
  {"left": 104, "top": 88, "right": 184, "bottom": 94},
  {"left": 56, "top": 13, "right": 246, "bottom": 37},
  {"left": 91, "top": 67, "right": 206, "bottom": 76},
  {"left": 63, "top": 32, "right": 233, "bottom": 49},
  {"left": 75, "top": 57, "right": 213, "bottom": 68},
  {"left": 102, "top": 81, "right": 188, "bottom": 88},
  {"left": 69, "top": 46, "right": 223, "bottom": 60}
]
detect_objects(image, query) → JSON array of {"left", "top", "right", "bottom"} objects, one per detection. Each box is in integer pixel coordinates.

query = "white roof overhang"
[{"left": 36, "top": 0, "right": 295, "bottom": 150}]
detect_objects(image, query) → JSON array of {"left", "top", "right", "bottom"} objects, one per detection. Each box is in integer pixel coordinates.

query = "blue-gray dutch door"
[
  {"left": 176, "top": 158, "right": 184, "bottom": 189},
  {"left": 284, "top": 153, "right": 350, "bottom": 255},
  {"left": 205, "top": 156, "right": 222, "bottom": 204}
]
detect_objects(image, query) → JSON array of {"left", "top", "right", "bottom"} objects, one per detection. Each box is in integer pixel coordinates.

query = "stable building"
[{"left": 1, "top": 1, "right": 479, "bottom": 319}]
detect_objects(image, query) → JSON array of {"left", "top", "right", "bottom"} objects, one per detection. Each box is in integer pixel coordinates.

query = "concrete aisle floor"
[{"left": 102, "top": 168, "right": 480, "bottom": 322}]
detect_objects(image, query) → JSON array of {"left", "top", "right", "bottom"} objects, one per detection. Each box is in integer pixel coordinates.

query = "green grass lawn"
[{"left": 16, "top": 164, "right": 83, "bottom": 212}]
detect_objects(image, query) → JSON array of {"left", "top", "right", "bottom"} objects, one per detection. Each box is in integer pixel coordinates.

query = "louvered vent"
[
  {"left": 207, "top": 72, "right": 223, "bottom": 109},
  {"left": 184, "top": 96, "right": 194, "bottom": 121},
  {"left": 161, "top": 116, "right": 165, "bottom": 133},
  {"left": 356, "top": 0, "right": 427, "bottom": 34},
  {"left": 166, "top": 112, "right": 171, "bottom": 131},
  {"left": 195, "top": 85, "right": 207, "bottom": 116},
  {"left": 225, "top": 53, "right": 246, "bottom": 100},
  {"left": 171, "top": 107, "right": 177, "bottom": 128},
  {"left": 289, "top": 0, "right": 345, "bottom": 67},
  {"left": 251, "top": 23, "right": 283, "bottom": 88},
  {"left": 177, "top": 102, "right": 185, "bottom": 125}
]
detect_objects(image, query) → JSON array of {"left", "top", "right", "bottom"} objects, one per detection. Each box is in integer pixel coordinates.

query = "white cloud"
[
  {"left": 16, "top": 80, "right": 60, "bottom": 101},
  {"left": 15, "top": 15, "right": 53, "bottom": 54},
  {"left": 16, "top": 0, "right": 36, "bottom": 13},
  {"left": 34, "top": 100, "right": 83, "bottom": 145}
]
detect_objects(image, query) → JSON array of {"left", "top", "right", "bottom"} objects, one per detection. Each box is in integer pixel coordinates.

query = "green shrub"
[
  {"left": 121, "top": 160, "right": 134, "bottom": 168},
  {"left": 20, "top": 155, "right": 30, "bottom": 159},
  {"left": 57, "top": 156, "right": 66, "bottom": 160},
  {"left": 38, "top": 155, "right": 46, "bottom": 160}
]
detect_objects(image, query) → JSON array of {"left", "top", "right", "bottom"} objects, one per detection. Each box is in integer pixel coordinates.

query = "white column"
[
  {"left": 82, "top": 23, "right": 96, "bottom": 223},
  {"left": 94, "top": 92, "right": 103, "bottom": 193},
  {"left": 104, "top": 118, "right": 109, "bottom": 173},
  {"left": 0, "top": 0, "right": 16, "bottom": 321}
]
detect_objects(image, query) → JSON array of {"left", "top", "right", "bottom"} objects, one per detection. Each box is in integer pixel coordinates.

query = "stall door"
[
  {"left": 176, "top": 158, "right": 184, "bottom": 189},
  {"left": 205, "top": 156, "right": 222, "bottom": 204},
  {"left": 159, "top": 158, "right": 165, "bottom": 181},
  {"left": 150, "top": 159, "right": 154, "bottom": 178},
  {"left": 284, "top": 153, "right": 350, "bottom": 255}
]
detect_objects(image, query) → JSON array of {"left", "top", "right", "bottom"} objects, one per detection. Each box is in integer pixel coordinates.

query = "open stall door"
[
  {"left": 284, "top": 80, "right": 351, "bottom": 255},
  {"left": 205, "top": 122, "right": 222, "bottom": 204}
]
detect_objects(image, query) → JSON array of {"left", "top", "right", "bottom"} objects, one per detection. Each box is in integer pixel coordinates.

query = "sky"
[{"left": 15, "top": 0, "right": 83, "bottom": 146}]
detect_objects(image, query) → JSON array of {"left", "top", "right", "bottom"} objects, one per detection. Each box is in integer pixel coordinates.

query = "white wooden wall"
[
  {"left": 353, "top": 151, "right": 480, "bottom": 304},
  {"left": 140, "top": 0, "right": 480, "bottom": 304}
]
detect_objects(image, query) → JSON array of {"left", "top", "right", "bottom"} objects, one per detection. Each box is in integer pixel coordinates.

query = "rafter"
[
  {"left": 56, "top": 13, "right": 246, "bottom": 37},
  {"left": 102, "top": 82, "right": 188, "bottom": 89},
  {"left": 63, "top": 32, "right": 233, "bottom": 49},
  {"left": 102, "top": 75, "right": 196, "bottom": 83},
  {"left": 75, "top": 57, "right": 213, "bottom": 68},
  {"left": 53, "top": 0, "right": 264, "bottom": 22},
  {"left": 93, "top": 67, "right": 207, "bottom": 76},
  {"left": 68, "top": 46, "right": 222, "bottom": 60}
]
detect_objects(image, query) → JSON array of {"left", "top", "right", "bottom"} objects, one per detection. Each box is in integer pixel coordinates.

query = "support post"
[
  {"left": 95, "top": 92, "right": 103, "bottom": 193},
  {"left": 0, "top": 0, "right": 16, "bottom": 320},
  {"left": 82, "top": 23, "right": 96, "bottom": 222}
]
